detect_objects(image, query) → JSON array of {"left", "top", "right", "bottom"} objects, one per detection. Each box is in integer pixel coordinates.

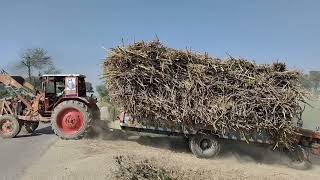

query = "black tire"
[
  {"left": 51, "top": 100, "right": 93, "bottom": 140},
  {"left": 189, "top": 134, "right": 221, "bottom": 158},
  {"left": 90, "top": 104, "right": 101, "bottom": 121},
  {"left": 23, "top": 122, "right": 39, "bottom": 133},
  {"left": 183, "top": 136, "right": 190, "bottom": 144},
  {"left": 287, "top": 146, "right": 312, "bottom": 170},
  {"left": 86, "top": 105, "right": 100, "bottom": 138},
  {"left": 0, "top": 115, "right": 21, "bottom": 138},
  {"left": 288, "top": 159, "right": 312, "bottom": 170}
]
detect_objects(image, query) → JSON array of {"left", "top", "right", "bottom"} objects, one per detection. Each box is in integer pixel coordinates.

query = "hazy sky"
[{"left": 1, "top": 0, "right": 320, "bottom": 87}]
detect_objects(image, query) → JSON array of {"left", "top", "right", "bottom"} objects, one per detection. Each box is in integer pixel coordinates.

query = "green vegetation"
[
  {"left": 85, "top": 82, "right": 94, "bottom": 93},
  {"left": 0, "top": 84, "right": 9, "bottom": 99},
  {"left": 96, "top": 84, "right": 111, "bottom": 104},
  {"left": 96, "top": 84, "right": 118, "bottom": 119},
  {"left": 300, "top": 71, "right": 320, "bottom": 94},
  {"left": 302, "top": 97, "right": 320, "bottom": 130},
  {"left": 299, "top": 71, "right": 320, "bottom": 130}
]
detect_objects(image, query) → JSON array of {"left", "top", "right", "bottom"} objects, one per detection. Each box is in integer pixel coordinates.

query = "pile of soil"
[{"left": 114, "top": 155, "right": 209, "bottom": 180}]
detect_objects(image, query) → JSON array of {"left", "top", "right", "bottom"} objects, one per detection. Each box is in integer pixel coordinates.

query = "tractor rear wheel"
[
  {"left": 23, "top": 122, "right": 39, "bottom": 133},
  {"left": 51, "top": 101, "right": 92, "bottom": 139},
  {"left": 0, "top": 115, "right": 21, "bottom": 138}
]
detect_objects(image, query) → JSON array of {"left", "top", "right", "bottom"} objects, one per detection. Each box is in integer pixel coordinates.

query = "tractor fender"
[
  {"left": 53, "top": 97, "right": 91, "bottom": 108},
  {"left": 53, "top": 97, "right": 100, "bottom": 120}
]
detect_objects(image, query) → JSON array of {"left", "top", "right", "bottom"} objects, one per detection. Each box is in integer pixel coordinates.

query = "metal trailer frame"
[{"left": 118, "top": 112, "right": 320, "bottom": 163}]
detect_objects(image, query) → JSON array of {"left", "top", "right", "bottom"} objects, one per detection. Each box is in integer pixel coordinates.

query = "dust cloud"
[{"left": 88, "top": 106, "right": 320, "bottom": 169}]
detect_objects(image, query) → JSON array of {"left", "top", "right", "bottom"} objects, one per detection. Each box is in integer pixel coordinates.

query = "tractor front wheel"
[
  {"left": 0, "top": 115, "right": 21, "bottom": 138},
  {"left": 51, "top": 101, "right": 92, "bottom": 139}
]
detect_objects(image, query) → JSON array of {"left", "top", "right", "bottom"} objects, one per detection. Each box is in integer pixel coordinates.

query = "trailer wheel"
[
  {"left": 51, "top": 101, "right": 93, "bottom": 140},
  {"left": 287, "top": 146, "right": 312, "bottom": 170},
  {"left": 0, "top": 115, "right": 21, "bottom": 138},
  {"left": 189, "top": 134, "right": 221, "bottom": 158},
  {"left": 23, "top": 122, "right": 39, "bottom": 133}
]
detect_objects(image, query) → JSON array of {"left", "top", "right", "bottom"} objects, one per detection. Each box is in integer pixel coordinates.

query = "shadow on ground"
[
  {"left": 88, "top": 120, "right": 320, "bottom": 169},
  {"left": 15, "top": 125, "right": 54, "bottom": 138}
]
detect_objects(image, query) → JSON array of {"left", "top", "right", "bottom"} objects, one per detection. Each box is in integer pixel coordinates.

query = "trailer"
[{"left": 118, "top": 112, "right": 320, "bottom": 170}]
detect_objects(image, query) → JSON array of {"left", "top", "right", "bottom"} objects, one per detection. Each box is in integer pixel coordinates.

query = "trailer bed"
[{"left": 118, "top": 112, "right": 320, "bottom": 157}]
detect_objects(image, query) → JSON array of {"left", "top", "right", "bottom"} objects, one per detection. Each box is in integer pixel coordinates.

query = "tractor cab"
[{"left": 41, "top": 74, "right": 87, "bottom": 111}]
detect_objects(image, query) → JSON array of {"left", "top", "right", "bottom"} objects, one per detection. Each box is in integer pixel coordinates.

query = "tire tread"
[{"left": 51, "top": 101, "right": 93, "bottom": 140}]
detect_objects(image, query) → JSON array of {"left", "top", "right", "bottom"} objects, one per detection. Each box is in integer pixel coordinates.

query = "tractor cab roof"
[{"left": 42, "top": 74, "right": 86, "bottom": 78}]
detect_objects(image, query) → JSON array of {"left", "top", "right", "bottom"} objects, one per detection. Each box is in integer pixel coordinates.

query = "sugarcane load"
[{"left": 103, "top": 40, "right": 306, "bottom": 149}]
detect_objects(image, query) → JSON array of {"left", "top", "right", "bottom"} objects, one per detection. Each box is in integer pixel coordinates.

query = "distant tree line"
[
  {"left": 300, "top": 71, "right": 320, "bottom": 93},
  {"left": 95, "top": 84, "right": 110, "bottom": 103},
  {"left": 95, "top": 84, "right": 118, "bottom": 119}
]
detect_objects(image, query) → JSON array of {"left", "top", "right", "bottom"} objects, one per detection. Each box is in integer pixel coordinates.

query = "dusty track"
[
  {"left": 0, "top": 124, "right": 56, "bottom": 180},
  {"left": 21, "top": 107, "right": 320, "bottom": 180},
  {"left": 22, "top": 126, "right": 320, "bottom": 180}
]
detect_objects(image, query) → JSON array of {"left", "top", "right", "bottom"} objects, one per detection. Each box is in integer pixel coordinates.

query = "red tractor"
[{"left": 0, "top": 72, "right": 99, "bottom": 139}]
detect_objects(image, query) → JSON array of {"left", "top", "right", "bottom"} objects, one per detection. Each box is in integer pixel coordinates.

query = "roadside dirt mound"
[
  {"left": 114, "top": 155, "right": 209, "bottom": 180},
  {"left": 114, "top": 155, "right": 170, "bottom": 180}
]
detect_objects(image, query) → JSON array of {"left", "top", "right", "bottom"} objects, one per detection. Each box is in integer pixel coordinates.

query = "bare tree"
[
  {"left": 42, "top": 65, "right": 61, "bottom": 74},
  {"left": 17, "top": 48, "right": 52, "bottom": 84}
]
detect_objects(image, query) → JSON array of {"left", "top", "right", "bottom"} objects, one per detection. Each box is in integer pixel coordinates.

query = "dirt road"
[
  {"left": 0, "top": 123, "right": 56, "bottom": 180},
  {"left": 17, "top": 107, "right": 320, "bottom": 180},
  {"left": 22, "top": 128, "right": 320, "bottom": 180}
]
